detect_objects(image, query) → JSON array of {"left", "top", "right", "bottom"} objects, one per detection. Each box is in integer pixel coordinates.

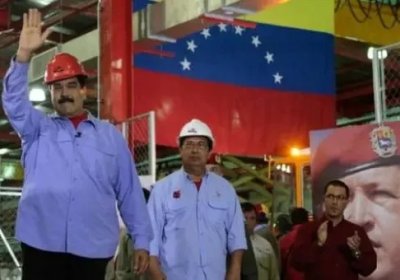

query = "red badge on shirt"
[{"left": 173, "top": 190, "right": 181, "bottom": 199}]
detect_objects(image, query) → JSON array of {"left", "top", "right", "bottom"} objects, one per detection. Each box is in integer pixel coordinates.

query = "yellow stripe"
[
  {"left": 241, "top": 0, "right": 334, "bottom": 34},
  {"left": 335, "top": 3, "right": 400, "bottom": 45}
]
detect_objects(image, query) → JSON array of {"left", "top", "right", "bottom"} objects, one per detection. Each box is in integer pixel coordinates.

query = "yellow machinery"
[{"left": 268, "top": 148, "right": 311, "bottom": 212}]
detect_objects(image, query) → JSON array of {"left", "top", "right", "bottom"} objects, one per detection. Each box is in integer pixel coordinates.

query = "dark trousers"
[{"left": 21, "top": 243, "right": 112, "bottom": 280}]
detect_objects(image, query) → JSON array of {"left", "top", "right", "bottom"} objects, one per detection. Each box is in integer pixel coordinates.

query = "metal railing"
[
  {"left": 372, "top": 42, "right": 400, "bottom": 123},
  {"left": 117, "top": 111, "right": 157, "bottom": 188},
  {"left": 0, "top": 187, "right": 22, "bottom": 277}
]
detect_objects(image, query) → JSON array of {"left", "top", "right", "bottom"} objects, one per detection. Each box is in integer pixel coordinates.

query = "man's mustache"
[{"left": 58, "top": 96, "right": 74, "bottom": 104}]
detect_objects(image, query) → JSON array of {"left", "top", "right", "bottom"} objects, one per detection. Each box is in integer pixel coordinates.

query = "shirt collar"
[
  {"left": 180, "top": 167, "right": 210, "bottom": 181},
  {"left": 50, "top": 110, "right": 98, "bottom": 129},
  {"left": 319, "top": 214, "right": 345, "bottom": 228}
]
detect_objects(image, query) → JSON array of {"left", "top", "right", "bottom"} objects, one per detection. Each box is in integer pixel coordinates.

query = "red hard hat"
[{"left": 44, "top": 53, "right": 88, "bottom": 84}]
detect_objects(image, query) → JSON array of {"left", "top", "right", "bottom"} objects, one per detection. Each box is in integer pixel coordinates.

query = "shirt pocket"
[
  {"left": 165, "top": 198, "right": 188, "bottom": 229},
  {"left": 207, "top": 196, "right": 229, "bottom": 227},
  {"left": 36, "top": 125, "right": 70, "bottom": 160},
  {"left": 80, "top": 142, "right": 118, "bottom": 194},
  {"left": 163, "top": 198, "right": 189, "bottom": 267}
]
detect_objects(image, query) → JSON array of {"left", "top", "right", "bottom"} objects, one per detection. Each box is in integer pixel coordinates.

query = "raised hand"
[
  {"left": 317, "top": 221, "right": 329, "bottom": 246},
  {"left": 347, "top": 230, "right": 361, "bottom": 251},
  {"left": 17, "top": 9, "right": 52, "bottom": 62}
]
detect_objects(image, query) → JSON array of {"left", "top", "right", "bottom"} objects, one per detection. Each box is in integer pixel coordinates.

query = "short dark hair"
[
  {"left": 179, "top": 136, "right": 213, "bottom": 151},
  {"left": 241, "top": 202, "right": 257, "bottom": 214},
  {"left": 290, "top": 207, "right": 309, "bottom": 225},
  {"left": 257, "top": 212, "right": 269, "bottom": 224},
  {"left": 275, "top": 214, "right": 292, "bottom": 234},
  {"left": 76, "top": 75, "right": 87, "bottom": 88},
  {"left": 324, "top": 179, "right": 350, "bottom": 198}
]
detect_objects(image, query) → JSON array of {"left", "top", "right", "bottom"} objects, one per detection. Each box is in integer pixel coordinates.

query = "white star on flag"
[
  {"left": 265, "top": 51, "right": 274, "bottom": 64},
  {"left": 201, "top": 28, "right": 211, "bottom": 39},
  {"left": 273, "top": 72, "right": 283, "bottom": 84},
  {"left": 234, "top": 26, "right": 244, "bottom": 35},
  {"left": 187, "top": 40, "right": 198, "bottom": 53},
  {"left": 218, "top": 23, "right": 227, "bottom": 32},
  {"left": 180, "top": 58, "right": 191, "bottom": 71},
  {"left": 251, "top": 36, "right": 261, "bottom": 47}
]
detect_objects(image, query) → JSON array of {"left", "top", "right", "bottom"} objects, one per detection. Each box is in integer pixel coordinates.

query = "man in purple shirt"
[{"left": 2, "top": 9, "right": 152, "bottom": 280}]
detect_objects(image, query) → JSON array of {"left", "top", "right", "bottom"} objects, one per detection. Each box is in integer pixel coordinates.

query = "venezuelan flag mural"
[{"left": 133, "top": 0, "right": 336, "bottom": 156}]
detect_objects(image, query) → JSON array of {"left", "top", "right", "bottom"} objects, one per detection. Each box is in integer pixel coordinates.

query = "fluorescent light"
[
  {"left": 29, "top": 88, "right": 46, "bottom": 102},
  {"left": 367, "top": 47, "right": 388, "bottom": 60},
  {"left": 3, "top": 166, "right": 15, "bottom": 178},
  {"left": 0, "top": 148, "right": 10, "bottom": 155},
  {"left": 222, "top": 6, "right": 255, "bottom": 15},
  {"left": 203, "top": 13, "right": 234, "bottom": 22},
  {"left": 147, "top": 34, "right": 177, "bottom": 43}
]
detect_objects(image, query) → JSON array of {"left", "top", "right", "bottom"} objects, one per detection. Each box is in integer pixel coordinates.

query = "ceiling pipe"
[{"left": 0, "top": 0, "right": 98, "bottom": 50}]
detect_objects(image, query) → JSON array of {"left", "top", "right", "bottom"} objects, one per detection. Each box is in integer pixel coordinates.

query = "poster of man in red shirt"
[{"left": 310, "top": 122, "right": 400, "bottom": 280}]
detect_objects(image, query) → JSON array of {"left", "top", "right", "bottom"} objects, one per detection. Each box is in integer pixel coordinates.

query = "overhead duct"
[
  {"left": 133, "top": 0, "right": 280, "bottom": 51},
  {"left": 28, "top": 29, "right": 99, "bottom": 83},
  {"left": 28, "top": 0, "right": 280, "bottom": 82}
]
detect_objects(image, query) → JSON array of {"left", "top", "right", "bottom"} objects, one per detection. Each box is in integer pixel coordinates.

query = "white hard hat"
[{"left": 178, "top": 119, "right": 215, "bottom": 145}]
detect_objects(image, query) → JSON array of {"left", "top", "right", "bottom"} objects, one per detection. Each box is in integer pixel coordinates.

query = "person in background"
[
  {"left": 291, "top": 180, "right": 377, "bottom": 280},
  {"left": 147, "top": 119, "right": 247, "bottom": 280},
  {"left": 239, "top": 224, "right": 258, "bottom": 280},
  {"left": 242, "top": 202, "right": 279, "bottom": 280},
  {"left": 255, "top": 211, "right": 281, "bottom": 270},
  {"left": 274, "top": 214, "right": 292, "bottom": 240},
  {"left": 2, "top": 9, "right": 152, "bottom": 280},
  {"left": 280, "top": 207, "right": 309, "bottom": 280},
  {"left": 106, "top": 189, "right": 152, "bottom": 280}
]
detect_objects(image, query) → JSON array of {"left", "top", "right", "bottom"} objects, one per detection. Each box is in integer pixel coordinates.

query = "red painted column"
[
  {"left": 0, "top": 5, "right": 10, "bottom": 30},
  {"left": 99, "top": 0, "right": 133, "bottom": 122}
]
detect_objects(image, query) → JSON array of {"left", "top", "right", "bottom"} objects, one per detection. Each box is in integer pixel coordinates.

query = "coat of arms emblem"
[{"left": 370, "top": 125, "right": 397, "bottom": 158}]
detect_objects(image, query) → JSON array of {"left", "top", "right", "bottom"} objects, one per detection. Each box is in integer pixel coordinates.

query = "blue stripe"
[
  {"left": 133, "top": 0, "right": 150, "bottom": 12},
  {"left": 134, "top": 23, "right": 335, "bottom": 95}
]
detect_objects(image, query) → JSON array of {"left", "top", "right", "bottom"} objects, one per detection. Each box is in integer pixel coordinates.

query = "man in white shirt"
[{"left": 241, "top": 203, "right": 279, "bottom": 280}]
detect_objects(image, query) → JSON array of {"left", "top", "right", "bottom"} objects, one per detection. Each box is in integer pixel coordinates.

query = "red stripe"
[
  {"left": 200, "top": 15, "right": 257, "bottom": 29},
  {"left": 134, "top": 48, "right": 175, "bottom": 58},
  {"left": 133, "top": 69, "right": 335, "bottom": 155}
]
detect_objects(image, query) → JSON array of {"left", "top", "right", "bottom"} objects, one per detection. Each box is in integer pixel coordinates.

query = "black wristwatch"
[{"left": 353, "top": 249, "right": 361, "bottom": 259}]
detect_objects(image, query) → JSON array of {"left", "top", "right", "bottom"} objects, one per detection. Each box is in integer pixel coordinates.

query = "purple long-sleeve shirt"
[
  {"left": 291, "top": 217, "right": 376, "bottom": 280},
  {"left": 2, "top": 59, "right": 153, "bottom": 258}
]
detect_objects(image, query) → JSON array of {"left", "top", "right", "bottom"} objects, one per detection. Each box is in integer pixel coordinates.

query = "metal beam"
[
  {"left": 0, "top": 0, "right": 98, "bottom": 50},
  {"left": 338, "top": 84, "right": 373, "bottom": 101},
  {"left": 0, "top": 131, "right": 19, "bottom": 143},
  {"left": 335, "top": 37, "right": 370, "bottom": 63}
]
